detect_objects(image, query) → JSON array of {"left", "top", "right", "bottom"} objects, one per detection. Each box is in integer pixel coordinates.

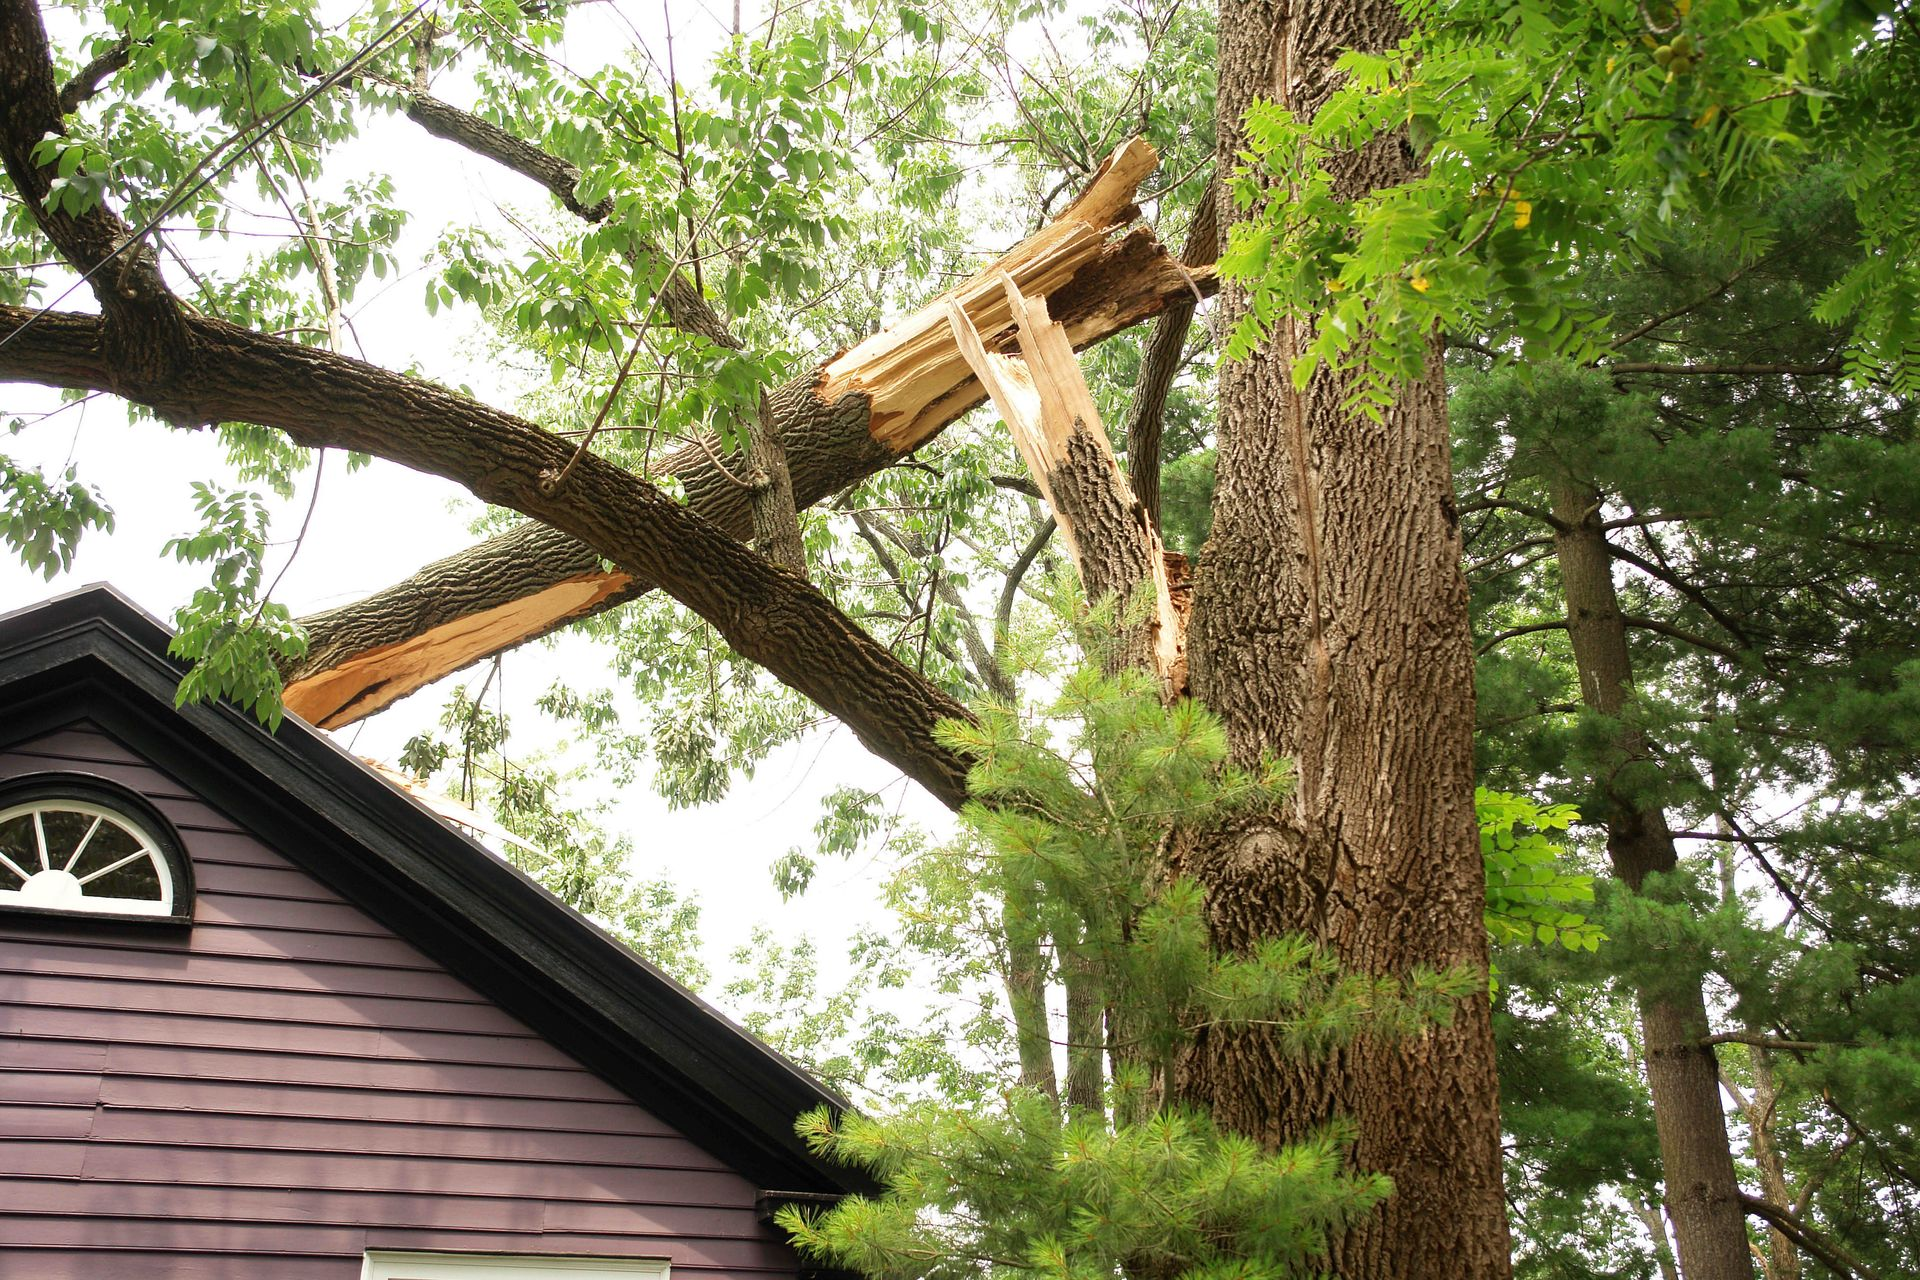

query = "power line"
[{"left": 0, "top": 0, "right": 430, "bottom": 357}]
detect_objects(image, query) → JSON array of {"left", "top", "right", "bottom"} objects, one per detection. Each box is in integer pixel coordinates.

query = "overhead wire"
[{"left": 0, "top": 0, "right": 431, "bottom": 357}]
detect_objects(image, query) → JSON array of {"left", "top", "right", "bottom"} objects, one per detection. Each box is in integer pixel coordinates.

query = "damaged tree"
[
  {"left": 0, "top": 0, "right": 1512, "bottom": 1273},
  {"left": 283, "top": 138, "right": 1205, "bottom": 726}
]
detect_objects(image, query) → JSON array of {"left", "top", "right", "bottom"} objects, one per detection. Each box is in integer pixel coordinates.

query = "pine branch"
[
  {"left": 1702, "top": 1032, "right": 1848, "bottom": 1053},
  {"left": 1456, "top": 496, "right": 1571, "bottom": 531},
  {"left": 1620, "top": 613, "right": 1744, "bottom": 661},
  {"left": 1606, "top": 358, "right": 1845, "bottom": 377},
  {"left": 1476, "top": 620, "right": 1569, "bottom": 655},
  {"left": 1739, "top": 1194, "right": 1885, "bottom": 1280},
  {"left": 1605, "top": 542, "right": 1754, "bottom": 648}
]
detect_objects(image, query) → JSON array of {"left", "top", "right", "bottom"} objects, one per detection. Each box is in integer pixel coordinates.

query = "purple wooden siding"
[{"left": 0, "top": 722, "right": 802, "bottom": 1279}]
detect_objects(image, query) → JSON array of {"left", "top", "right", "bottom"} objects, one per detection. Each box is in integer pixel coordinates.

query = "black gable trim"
[{"left": 0, "top": 585, "right": 871, "bottom": 1197}]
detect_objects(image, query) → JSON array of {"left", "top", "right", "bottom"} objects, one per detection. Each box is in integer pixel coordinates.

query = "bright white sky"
[{"left": 1, "top": 0, "right": 967, "bottom": 1001}]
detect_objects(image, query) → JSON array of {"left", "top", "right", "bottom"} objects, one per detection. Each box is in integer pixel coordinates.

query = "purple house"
[{"left": 0, "top": 586, "right": 865, "bottom": 1279}]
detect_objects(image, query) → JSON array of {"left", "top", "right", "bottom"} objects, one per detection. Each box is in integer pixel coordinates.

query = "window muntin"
[{"left": 0, "top": 797, "right": 176, "bottom": 917}]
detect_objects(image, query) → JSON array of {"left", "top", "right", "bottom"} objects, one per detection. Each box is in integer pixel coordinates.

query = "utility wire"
[{"left": 0, "top": 0, "right": 430, "bottom": 356}]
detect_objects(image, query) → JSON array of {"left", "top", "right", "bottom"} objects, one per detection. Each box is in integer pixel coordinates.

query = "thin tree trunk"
[
  {"left": 1063, "top": 944, "right": 1105, "bottom": 1115},
  {"left": 1004, "top": 885, "right": 1060, "bottom": 1102},
  {"left": 1742, "top": 1047, "right": 1801, "bottom": 1280},
  {"left": 1633, "top": 1196, "right": 1685, "bottom": 1280},
  {"left": 1182, "top": 1, "right": 1513, "bottom": 1274},
  {"left": 1550, "top": 477, "right": 1754, "bottom": 1280}
]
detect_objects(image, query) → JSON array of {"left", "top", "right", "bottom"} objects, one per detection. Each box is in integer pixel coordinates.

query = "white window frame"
[
  {"left": 0, "top": 797, "right": 176, "bottom": 917},
  {"left": 362, "top": 1253, "right": 670, "bottom": 1280}
]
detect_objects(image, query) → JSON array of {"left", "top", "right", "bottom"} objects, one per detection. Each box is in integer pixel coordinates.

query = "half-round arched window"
[{"left": 0, "top": 775, "right": 193, "bottom": 924}]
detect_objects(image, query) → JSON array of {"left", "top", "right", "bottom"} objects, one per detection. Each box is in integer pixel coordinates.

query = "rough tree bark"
[
  {"left": 1550, "top": 477, "right": 1755, "bottom": 1280},
  {"left": 282, "top": 140, "right": 1203, "bottom": 726},
  {"left": 7, "top": 14, "right": 1514, "bottom": 1272},
  {"left": 1123, "top": 182, "right": 1218, "bottom": 531},
  {"left": 1182, "top": 0, "right": 1514, "bottom": 1274},
  {"left": 0, "top": 0, "right": 983, "bottom": 812},
  {"left": 946, "top": 276, "right": 1184, "bottom": 689},
  {"left": 949, "top": 271, "right": 1191, "bottom": 1130}
]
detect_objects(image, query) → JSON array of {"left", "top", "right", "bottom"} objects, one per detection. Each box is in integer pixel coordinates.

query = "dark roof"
[{"left": 0, "top": 584, "right": 869, "bottom": 1199}]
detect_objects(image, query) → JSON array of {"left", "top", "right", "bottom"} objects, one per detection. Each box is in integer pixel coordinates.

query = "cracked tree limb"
[
  {"left": 0, "top": 0, "right": 977, "bottom": 807},
  {"left": 0, "top": 298, "right": 979, "bottom": 809},
  {"left": 947, "top": 273, "right": 1185, "bottom": 692},
  {"left": 282, "top": 138, "right": 1205, "bottom": 726}
]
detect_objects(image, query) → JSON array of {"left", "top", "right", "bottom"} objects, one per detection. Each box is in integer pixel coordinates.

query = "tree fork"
[
  {"left": 402, "top": 85, "right": 808, "bottom": 574},
  {"left": 282, "top": 139, "right": 1206, "bottom": 726}
]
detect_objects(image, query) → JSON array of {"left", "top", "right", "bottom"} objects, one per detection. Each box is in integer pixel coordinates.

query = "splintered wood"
[
  {"left": 281, "top": 138, "right": 1200, "bottom": 729},
  {"left": 945, "top": 274, "right": 1187, "bottom": 692},
  {"left": 815, "top": 137, "right": 1202, "bottom": 456}
]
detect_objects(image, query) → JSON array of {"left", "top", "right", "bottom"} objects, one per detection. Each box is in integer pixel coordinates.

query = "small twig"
[{"left": 1477, "top": 620, "right": 1569, "bottom": 655}]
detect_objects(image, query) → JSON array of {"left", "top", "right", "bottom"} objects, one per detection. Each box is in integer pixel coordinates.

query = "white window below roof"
[
  {"left": 362, "top": 1253, "right": 670, "bottom": 1280},
  {"left": 0, "top": 796, "right": 176, "bottom": 917}
]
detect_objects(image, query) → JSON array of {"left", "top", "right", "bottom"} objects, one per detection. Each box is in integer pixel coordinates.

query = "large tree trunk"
[
  {"left": 283, "top": 143, "right": 1203, "bottom": 727},
  {"left": 1180, "top": 1, "right": 1513, "bottom": 1275},
  {"left": 1551, "top": 478, "right": 1754, "bottom": 1280}
]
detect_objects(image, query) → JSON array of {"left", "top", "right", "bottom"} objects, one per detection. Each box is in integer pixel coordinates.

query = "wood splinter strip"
[{"left": 945, "top": 276, "right": 1186, "bottom": 692}]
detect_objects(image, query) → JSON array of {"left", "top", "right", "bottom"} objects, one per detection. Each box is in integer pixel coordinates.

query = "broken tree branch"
[
  {"left": 0, "top": 298, "right": 978, "bottom": 809},
  {"left": 283, "top": 138, "right": 1203, "bottom": 725},
  {"left": 947, "top": 272, "right": 1185, "bottom": 691}
]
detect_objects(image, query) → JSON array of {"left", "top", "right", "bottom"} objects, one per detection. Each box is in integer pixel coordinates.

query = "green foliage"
[
  {"left": 1479, "top": 787, "right": 1602, "bottom": 955},
  {"left": 783, "top": 1098, "right": 1389, "bottom": 1280},
  {"left": 1457, "top": 167, "right": 1920, "bottom": 1273},
  {"left": 0, "top": 454, "right": 113, "bottom": 579},
  {"left": 162, "top": 482, "right": 305, "bottom": 728},
  {"left": 1220, "top": 0, "right": 1908, "bottom": 415},
  {"left": 782, "top": 655, "right": 1481, "bottom": 1277},
  {"left": 400, "top": 683, "right": 709, "bottom": 988}
]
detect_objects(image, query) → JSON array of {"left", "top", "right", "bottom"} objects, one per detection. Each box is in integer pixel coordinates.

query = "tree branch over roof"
[
  {"left": 0, "top": 298, "right": 978, "bottom": 809},
  {"left": 0, "top": 0, "right": 976, "bottom": 809}
]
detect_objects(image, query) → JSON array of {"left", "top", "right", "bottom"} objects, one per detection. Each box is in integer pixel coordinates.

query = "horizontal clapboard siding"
[{"left": 0, "top": 723, "right": 802, "bottom": 1279}]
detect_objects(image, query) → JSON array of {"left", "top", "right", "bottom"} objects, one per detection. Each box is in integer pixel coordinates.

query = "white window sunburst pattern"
[{"left": 0, "top": 797, "right": 177, "bottom": 917}]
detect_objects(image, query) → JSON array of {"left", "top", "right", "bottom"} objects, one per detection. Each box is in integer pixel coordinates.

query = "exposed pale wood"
[
  {"left": 825, "top": 139, "right": 1178, "bottom": 455},
  {"left": 282, "top": 139, "right": 1207, "bottom": 727},
  {"left": 285, "top": 571, "right": 634, "bottom": 729},
  {"left": 945, "top": 271, "right": 1184, "bottom": 689}
]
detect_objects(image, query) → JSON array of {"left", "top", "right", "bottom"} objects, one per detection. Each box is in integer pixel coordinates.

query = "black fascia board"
[{"left": 0, "top": 584, "right": 873, "bottom": 1197}]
